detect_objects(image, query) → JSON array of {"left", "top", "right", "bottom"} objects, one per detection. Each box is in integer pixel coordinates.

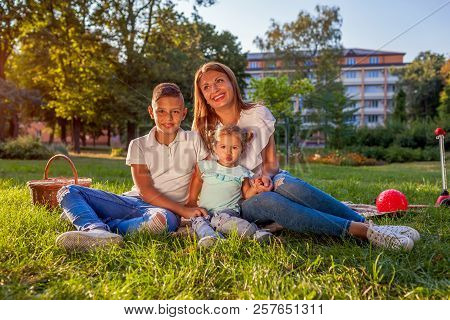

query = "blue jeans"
[
  {"left": 241, "top": 171, "right": 365, "bottom": 237},
  {"left": 57, "top": 185, "right": 179, "bottom": 235}
]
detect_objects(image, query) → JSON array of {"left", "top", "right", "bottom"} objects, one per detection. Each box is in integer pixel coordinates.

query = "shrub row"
[
  {"left": 0, "top": 136, "right": 67, "bottom": 160},
  {"left": 345, "top": 146, "right": 440, "bottom": 163},
  {"left": 345, "top": 120, "right": 449, "bottom": 149}
]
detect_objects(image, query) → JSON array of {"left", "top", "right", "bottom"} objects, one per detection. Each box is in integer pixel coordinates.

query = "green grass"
[{"left": 0, "top": 157, "right": 448, "bottom": 299}]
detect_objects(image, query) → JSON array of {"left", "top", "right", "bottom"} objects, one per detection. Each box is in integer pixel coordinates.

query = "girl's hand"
[
  {"left": 182, "top": 206, "right": 208, "bottom": 218},
  {"left": 251, "top": 175, "right": 273, "bottom": 193}
]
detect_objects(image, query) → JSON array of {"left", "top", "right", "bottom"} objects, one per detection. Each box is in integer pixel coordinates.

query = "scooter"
[{"left": 434, "top": 128, "right": 450, "bottom": 207}]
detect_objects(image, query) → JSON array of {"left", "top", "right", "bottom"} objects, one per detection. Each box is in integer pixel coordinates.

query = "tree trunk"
[
  {"left": 0, "top": 106, "right": 6, "bottom": 141},
  {"left": 72, "top": 117, "right": 81, "bottom": 153},
  {"left": 127, "top": 121, "right": 136, "bottom": 148},
  {"left": 80, "top": 121, "right": 87, "bottom": 147},
  {"left": 58, "top": 118, "right": 67, "bottom": 144},
  {"left": 107, "top": 124, "right": 111, "bottom": 146},
  {"left": 49, "top": 121, "right": 55, "bottom": 144},
  {"left": 9, "top": 112, "right": 19, "bottom": 138}
]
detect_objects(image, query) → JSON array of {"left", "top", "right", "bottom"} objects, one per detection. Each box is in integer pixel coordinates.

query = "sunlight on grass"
[{"left": 0, "top": 158, "right": 449, "bottom": 299}]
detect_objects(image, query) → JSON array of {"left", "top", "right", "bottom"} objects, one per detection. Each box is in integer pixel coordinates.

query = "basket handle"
[{"left": 44, "top": 154, "right": 79, "bottom": 184}]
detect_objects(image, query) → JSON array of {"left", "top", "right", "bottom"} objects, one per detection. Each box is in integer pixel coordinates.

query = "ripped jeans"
[
  {"left": 241, "top": 171, "right": 365, "bottom": 237},
  {"left": 57, "top": 185, "right": 179, "bottom": 235}
]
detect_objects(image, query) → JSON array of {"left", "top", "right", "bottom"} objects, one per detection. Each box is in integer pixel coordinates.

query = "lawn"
[{"left": 0, "top": 157, "right": 448, "bottom": 299}]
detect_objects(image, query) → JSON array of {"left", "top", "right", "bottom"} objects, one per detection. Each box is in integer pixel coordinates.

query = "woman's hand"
[
  {"left": 181, "top": 206, "right": 209, "bottom": 218},
  {"left": 251, "top": 175, "right": 273, "bottom": 193}
]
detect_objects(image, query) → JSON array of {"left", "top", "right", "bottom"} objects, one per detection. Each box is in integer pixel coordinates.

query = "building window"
[
  {"left": 366, "top": 70, "right": 380, "bottom": 78},
  {"left": 345, "top": 86, "right": 360, "bottom": 94},
  {"left": 388, "top": 84, "right": 396, "bottom": 92},
  {"left": 344, "top": 71, "right": 357, "bottom": 78},
  {"left": 364, "top": 85, "right": 383, "bottom": 93},
  {"left": 367, "top": 115, "right": 379, "bottom": 123},
  {"left": 249, "top": 61, "right": 259, "bottom": 69},
  {"left": 348, "top": 101, "right": 358, "bottom": 109},
  {"left": 369, "top": 56, "right": 379, "bottom": 64},
  {"left": 365, "top": 100, "right": 379, "bottom": 108},
  {"left": 266, "top": 61, "right": 276, "bottom": 69},
  {"left": 346, "top": 57, "right": 356, "bottom": 65}
]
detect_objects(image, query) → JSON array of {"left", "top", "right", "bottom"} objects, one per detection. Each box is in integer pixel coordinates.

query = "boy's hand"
[{"left": 182, "top": 206, "right": 208, "bottom": 218}]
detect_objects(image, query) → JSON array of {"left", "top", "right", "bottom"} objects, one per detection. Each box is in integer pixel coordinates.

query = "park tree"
[
  {"left": 437, "top": 59, "right": 450, "bottom": 127},
  {"left": 394, "top": 51, "right": 445, "bottom": 120},
  {"left": 9, "top": 0, "right": 117, "bottom": 152},
  {"left": 254, "top": 5, "right": 349, "bottom": 147},
  {"left": 0, "top": 0, "right": 32, "bottom": 140},
  {"left": 249, "top": 75, "right": 313, "bottom": 156},
  {"left": 93, "top": 0, "right": 217, "bottom": 146},
  {"left": 255, "top": 5, "right": 342, "bottom": 81},
  {"left": 393, "top": 88, "right": 407, "bottom": 123}
]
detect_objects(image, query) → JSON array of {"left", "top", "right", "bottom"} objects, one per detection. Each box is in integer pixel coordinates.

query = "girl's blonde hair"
[
  {"left": 192, "top": 62, "right": 256, "bottom": 151},
  {"left": 207, "top": 125, "right": 253, "bottom": 153}
]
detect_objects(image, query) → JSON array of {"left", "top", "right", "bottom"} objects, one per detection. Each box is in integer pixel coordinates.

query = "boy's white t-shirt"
[{"left": 125, "top": 127, "right": 209, "bottom": 204}]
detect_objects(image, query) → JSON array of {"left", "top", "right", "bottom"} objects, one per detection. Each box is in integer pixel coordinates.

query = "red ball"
[
  {"left": 376, "top": 189, "right": 409, "bottom": 213},
  {"left": 434, "top": 128, "right": 446, "bottom": 136}
]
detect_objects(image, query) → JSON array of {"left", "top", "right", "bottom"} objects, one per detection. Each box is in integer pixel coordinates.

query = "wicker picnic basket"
[{"left": 27, "top": 154, "right": 92, "bottom": 209}]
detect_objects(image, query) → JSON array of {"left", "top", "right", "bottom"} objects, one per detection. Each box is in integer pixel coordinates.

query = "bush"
[
  {"left": 394, "top": 120, "right": 437, "bottom": 149},
  {"left": 0, "top": 136, "right": 53, "bottom": 160},
  {"left": 110, "top": 148, "right": 126, "bottom": 157},
  {"left": 353, "top": 126, "right": 396, "bottom": 148},
  {"left": 346, "top": 145, "right": 440, "bottom": 163}
]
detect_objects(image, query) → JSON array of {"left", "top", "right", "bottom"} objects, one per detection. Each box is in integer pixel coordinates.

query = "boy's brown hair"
[{"left": 151, "top": 83, "right": 184, "bottom": 106}]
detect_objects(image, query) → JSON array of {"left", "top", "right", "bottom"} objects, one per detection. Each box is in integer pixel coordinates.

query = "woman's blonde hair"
[
  {"left": 192, "top": 62, "right": 256, "bottom": 151},
  {"left": 207, "top": 125, "right": 253, "bottom": 153}
]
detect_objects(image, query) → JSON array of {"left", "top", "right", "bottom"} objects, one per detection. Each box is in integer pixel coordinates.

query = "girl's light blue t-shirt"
[{"left": 198, "top": 160, "right": 253, "bottom": 213}]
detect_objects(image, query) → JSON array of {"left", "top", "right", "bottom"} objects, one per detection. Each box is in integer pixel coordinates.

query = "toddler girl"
[{"left": 187, "top": 125, "right": 273, "bottom": 248}]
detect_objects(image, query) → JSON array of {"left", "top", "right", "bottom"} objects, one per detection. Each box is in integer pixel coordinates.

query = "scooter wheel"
[{"left": 439, "top": 198, "right": 450, "bottom": 207}]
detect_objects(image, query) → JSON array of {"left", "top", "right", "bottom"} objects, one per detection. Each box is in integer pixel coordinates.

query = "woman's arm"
[
  {"left": 242, "top": 177, "right": 259, "bottom": 199},
  {"left": 261, "top": 134, "right": 280, "bottom": 178},
  {"left": 131, "top": 164, "right": 207, "bottom": 218},
  {"left": 186, "top": 164, "right": 203, "bottom": 207},
  {"left": 251, "top": 134, "right": 279, "bottom": 192}
]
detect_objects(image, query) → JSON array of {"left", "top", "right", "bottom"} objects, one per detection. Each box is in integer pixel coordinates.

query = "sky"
[{"left": 176, "top": 0, "right": 450, "bottom": 62}]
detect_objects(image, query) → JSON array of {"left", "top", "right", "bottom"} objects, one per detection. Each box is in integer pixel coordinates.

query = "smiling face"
[
  {"left": 149, "top": 96, "right": 187, "bottom": 143},
  {"left": 214, "top": 133, "right": 243, "bottom": 167},
  {"left": 199, "top": 70, "right": 235, "bottom": 112}
]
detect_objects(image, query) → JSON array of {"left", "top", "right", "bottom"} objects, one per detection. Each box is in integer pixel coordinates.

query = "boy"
[{"left": 56, "top": 83, "right": 209, "bottom": 250}]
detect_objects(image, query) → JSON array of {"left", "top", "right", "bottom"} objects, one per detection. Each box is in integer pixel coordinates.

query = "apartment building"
[{"left": 245, "top": 48, "right": 406, "bottom": 127}]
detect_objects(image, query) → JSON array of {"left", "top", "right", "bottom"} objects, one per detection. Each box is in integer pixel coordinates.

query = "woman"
[{"left": 191, "top": 61, "right": 420, "bottom": 251}]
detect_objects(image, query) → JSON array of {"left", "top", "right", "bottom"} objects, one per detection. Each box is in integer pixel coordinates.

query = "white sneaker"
[
  {"left": 198, "top": 235, "right": 223, "bottom": 249},
  {"left": 370, "top": 222, "right": 420, "bottom": 242},
  {"left": 214, "top": 216, "right": 257, "bottom": 237},
  {"left": 253, "top": 229, "right": 274, "bottom": 244},
  {"left": 56, "top": 229, "right": 123, "bottom": 251},
  {"left": 367, "top": 226, "right": 414, "bottom": 251}
]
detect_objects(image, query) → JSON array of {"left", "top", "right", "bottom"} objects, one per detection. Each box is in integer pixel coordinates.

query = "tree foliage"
[
  {"left": 249, "top": 76, "right": 313, "bottom": 119},
  {"left": 2, "top": 0, "right": 248, "bottom": 151},
  {"left": 394, "top": 51, "right": 445, "bottom": 120},
  {"left": 437, "top": 59, "right": 450, "bottom": 127},
  {"left": 255, "top": 5, "right": 349, "bottom": 148}
]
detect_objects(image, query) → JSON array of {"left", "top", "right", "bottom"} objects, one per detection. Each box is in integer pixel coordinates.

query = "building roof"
[{"left": 247, "top": 48, "right": 405, "bottom": 60}]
